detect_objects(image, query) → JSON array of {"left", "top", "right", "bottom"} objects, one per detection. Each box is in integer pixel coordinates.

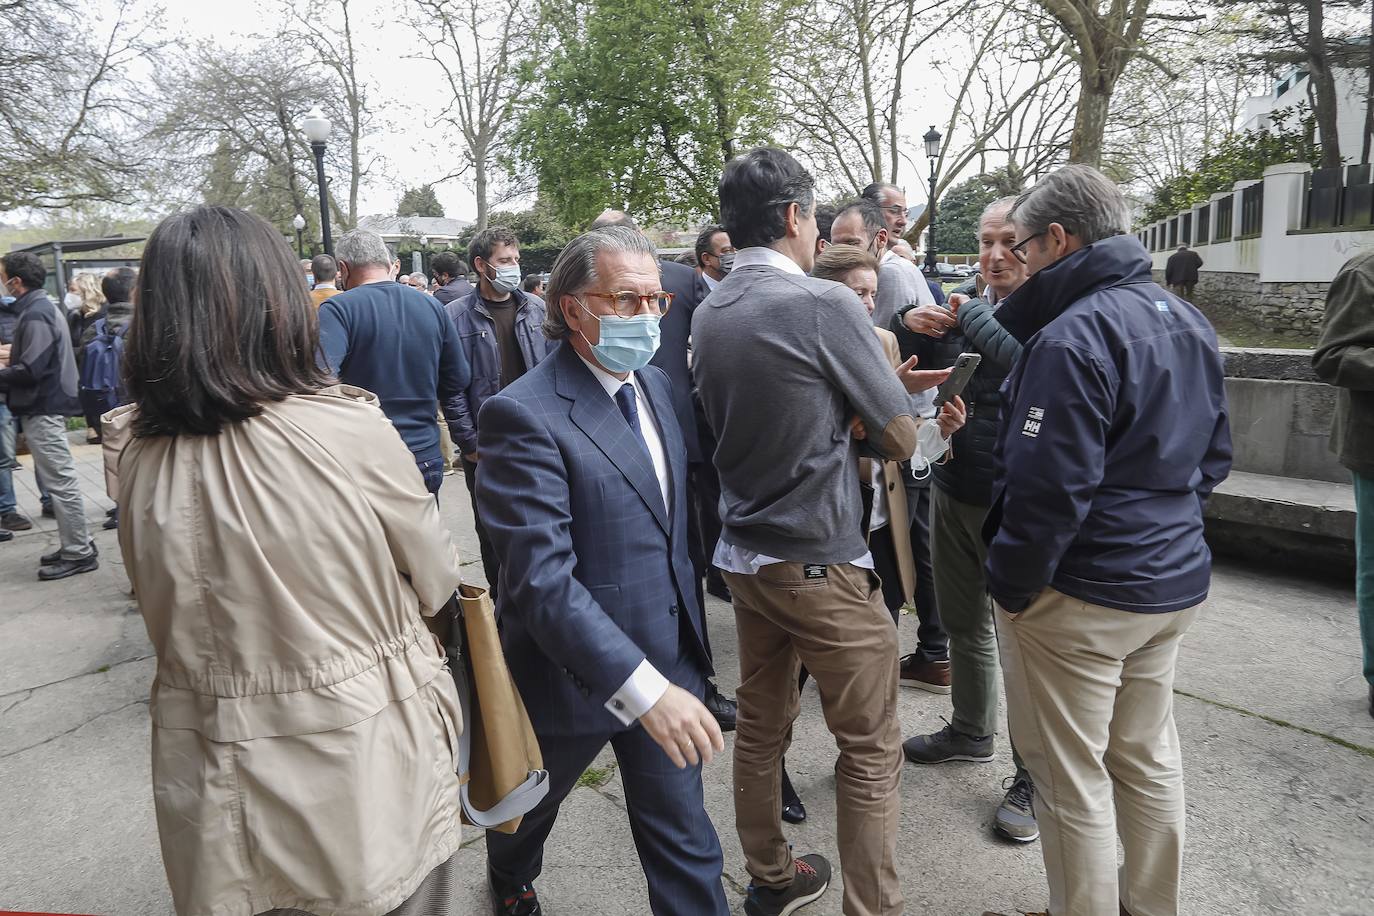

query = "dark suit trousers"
[
  {"left": 903, "top": 481, "right": 949, "bottom": 663},
  {"left": 485, "top": 654, "right": 729, "bottom": 916},
  {"left": 461, "top": 456, "right": 501, "bottom": 601}
]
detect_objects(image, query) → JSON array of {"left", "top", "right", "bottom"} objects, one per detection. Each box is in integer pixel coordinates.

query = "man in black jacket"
[
  {"left": 1164, "top": 244, "right": 1203, "bottom": 300},
  {"left": 894, "top": 197, "right": 1040, "bottom": 844},
  {"left": 430, "top": 250, "right": 474, "bottom": 304},
  {"left": 0, "top": 252, "right": 98, "bottom": 578}
]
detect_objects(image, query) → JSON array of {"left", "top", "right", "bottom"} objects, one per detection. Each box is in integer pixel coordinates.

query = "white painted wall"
[
  {"left": 1243, "top": 66, "right": 1369, "bottom": 161},
  {"left": 1144, "top": 163, "right": 1374, "bottom": 283}
]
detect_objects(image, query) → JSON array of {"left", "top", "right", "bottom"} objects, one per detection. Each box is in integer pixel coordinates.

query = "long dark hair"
[{"left": 125, "top": 206, "right": 332, "bottom": 437}]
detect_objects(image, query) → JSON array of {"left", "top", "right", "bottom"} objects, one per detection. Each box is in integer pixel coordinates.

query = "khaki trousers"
[
  {"left": 436, "top": 409, "right": 455, "bottom": 470},
  {"left": 995, "top": 588, "right": 1202, "bottom": 916},
  {"left": 725, "top": 562, "right": 903, "bottom": 916}
]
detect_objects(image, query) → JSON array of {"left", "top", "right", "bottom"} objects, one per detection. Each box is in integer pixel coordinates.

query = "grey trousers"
[
  {"left": 930, "top": 484, "right": 1020, "bottom": 773},
  {"left": 22, "top": 415, "right": 92, "bottom": 559}
]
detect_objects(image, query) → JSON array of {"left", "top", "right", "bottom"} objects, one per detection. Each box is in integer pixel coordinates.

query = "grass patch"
[{"left": 577, "top": 765, "right": 614, "bottom": 789}]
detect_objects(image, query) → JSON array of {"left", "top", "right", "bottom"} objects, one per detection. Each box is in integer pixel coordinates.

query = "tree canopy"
[{"left": 397, "top": 185, "right": 445, "bottom": 217}]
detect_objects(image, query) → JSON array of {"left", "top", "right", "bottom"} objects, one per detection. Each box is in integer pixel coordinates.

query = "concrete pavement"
[{"left": 1, "top": 443, "right": 1371, "bottom": 915}]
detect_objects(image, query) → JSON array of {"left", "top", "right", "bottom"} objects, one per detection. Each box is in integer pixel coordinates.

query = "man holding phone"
[{"left": 892, "top": 197, "right": 1039, "bottom": 844}]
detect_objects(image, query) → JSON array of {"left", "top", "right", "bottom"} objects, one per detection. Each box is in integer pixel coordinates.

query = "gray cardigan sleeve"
[{"left": 958, "top": 297, "right": 1022, "bottom": 374}]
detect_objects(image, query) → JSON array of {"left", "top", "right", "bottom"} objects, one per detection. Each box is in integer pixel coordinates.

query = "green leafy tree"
[
  {"left": 397, "top": 184, "right": 445, "bottom": 217},
  {"left": 938, "top": 174, "right": 1008, "bottom": 254},
  {"left": 515, "top": 0, "right": 793, "bottom": 226},
  {"left": 1140, "top": 107, "right": 1320, "bottom": 223}
]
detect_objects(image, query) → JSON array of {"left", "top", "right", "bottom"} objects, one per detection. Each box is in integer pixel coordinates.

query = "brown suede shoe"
[{"left": 899, "top": 655, "right": 951, "bottom": 693}]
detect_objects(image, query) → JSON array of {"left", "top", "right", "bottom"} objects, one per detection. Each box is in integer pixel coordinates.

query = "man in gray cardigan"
[{"left": 692, "top": 147, "right": 918, "bottom": 916}]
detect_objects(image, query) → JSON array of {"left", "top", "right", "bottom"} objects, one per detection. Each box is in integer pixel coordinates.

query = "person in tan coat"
[{"left": 104, "top": 206, "right": 467, "bottom": 916}]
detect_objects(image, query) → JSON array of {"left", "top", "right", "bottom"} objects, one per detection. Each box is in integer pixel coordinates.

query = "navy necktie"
[{"left": 614, "top": 383, "right": 650, "bottom": 456}]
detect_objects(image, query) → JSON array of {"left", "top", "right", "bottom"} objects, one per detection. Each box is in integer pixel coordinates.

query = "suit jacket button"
[
  {"left": 581, "top": 687, "right": 591, "bottom": 697},
  {"left": 669, "top": 605, "right": 678, "bottom": 616}
]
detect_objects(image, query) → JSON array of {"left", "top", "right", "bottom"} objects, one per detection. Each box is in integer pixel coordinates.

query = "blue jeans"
[
  {"left": 1355, "top": 472, "right": 1374, "bottom": 687},
  {"left": 0, "top": 404, "right": 16, "bottom": 515},
  {"left": 418, "top": 457, "right": 444, "bottom": 496}
]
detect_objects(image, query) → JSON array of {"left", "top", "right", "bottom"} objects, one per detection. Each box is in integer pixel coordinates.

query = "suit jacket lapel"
[
  {"left": 557, "top": 345, "right": 671, "bottom": 536},
  {"left": 638, "top": 368, "right": 684, "bottom": 524}
]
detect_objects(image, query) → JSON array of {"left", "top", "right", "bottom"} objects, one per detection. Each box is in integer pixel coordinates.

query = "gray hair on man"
[
  {"left": 542, "top": 226, "right": 657, "bottom": 340},
  {"left": 980, "top": 195, "right": 1019, "bottom": 224},
  {"left": 1008, "top": 164, "right": 1131, "bottom": 245},
  {"left": 334, "top": 228, "right": 393, "bottom": 268}
]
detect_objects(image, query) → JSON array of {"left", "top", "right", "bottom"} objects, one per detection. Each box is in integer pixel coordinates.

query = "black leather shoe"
[
  {"left": 706, "top": 573, "right": 732, "bottom": 602},
  {"left": 704, "top": 680, "right": 737, "bottom": 732},
  {"left": 0, "top": 529, "right": 12, "bottom": 543},
  {"left": 490, "top": 873, "right": 541, "bottom": 915},
  {"left": 781, "top": 764, "right": 807, "bottom": 824}
]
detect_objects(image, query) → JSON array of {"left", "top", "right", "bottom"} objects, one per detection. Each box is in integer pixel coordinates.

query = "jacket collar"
[
  {"left": 996, "top": 234, "right": 1153, "bottom": 344},
  {"left": 552, "top": 342, "right": 670, "bottom": 535},
  {"left": 461, "top": 287, "right": 534, "bottom": 320}
]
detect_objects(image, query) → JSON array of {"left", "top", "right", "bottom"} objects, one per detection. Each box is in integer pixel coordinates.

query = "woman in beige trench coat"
[{"left": 105, "top": 206, "right": 467, "bottom": 916}]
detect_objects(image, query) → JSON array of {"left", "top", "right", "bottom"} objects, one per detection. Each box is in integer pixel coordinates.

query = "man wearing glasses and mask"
[{"left": 476, "top": 226, "right": 730, "bottom": 916}]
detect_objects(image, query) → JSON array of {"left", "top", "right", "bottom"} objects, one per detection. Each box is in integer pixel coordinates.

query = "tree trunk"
[
  {"left": 474, "top": 150, "right": 489, "bottom": 231},
  {"left": 1363, "top": 0, "right": 1373, "bottom": 163},
  {"left": 1069, "top": 81, "right": 1111, "bottom": 167},
  {"left": 1304, "top": 0, "right": 1342, "bottom": 169}
]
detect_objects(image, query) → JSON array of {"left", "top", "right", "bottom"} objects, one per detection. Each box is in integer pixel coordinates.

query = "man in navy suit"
[
  {"left": 476, "top": 226, "right": 729, "bottom": 916},
  {"left": 590, "top": 209, "right": 738, "bottom": 732}
]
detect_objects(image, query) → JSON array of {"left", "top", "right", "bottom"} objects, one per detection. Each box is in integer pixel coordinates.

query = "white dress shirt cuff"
[{"left": 605, "top": 659, "right": 670, "bottom": 725}]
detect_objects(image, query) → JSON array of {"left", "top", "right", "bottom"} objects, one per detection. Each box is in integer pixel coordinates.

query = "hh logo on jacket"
[{"left": 1022, "top": 406, "right": 1044, "bottom": 439}]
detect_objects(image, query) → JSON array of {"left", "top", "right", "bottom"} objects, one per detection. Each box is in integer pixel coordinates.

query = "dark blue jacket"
[
  {"left": 650, "top": 260, "right": 707, "bottom": 463},
  {"left": 983, "top": 235, "right": 1232, "bottom": 614},
  {"left": 444, "top": 288, "right": 554, "bottom": 456},
  {"left": 317, "top": 282, "right": 470, "bottom": 466},
  {"left": 474, "top": 342, "right": 711, "bottom": 736}
]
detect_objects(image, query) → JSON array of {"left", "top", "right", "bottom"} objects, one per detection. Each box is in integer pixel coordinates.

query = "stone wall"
[
  {"left": 1217, "top": 347, "right": 1345, "bottom": 483},
  {"left": 1152, "top": 269, "right": 1327, "bottom": 339}
]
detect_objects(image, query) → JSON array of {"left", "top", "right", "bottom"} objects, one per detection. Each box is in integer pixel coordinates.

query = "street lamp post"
[
  {"left": 302, "top": 106, "right": 333, "bottom": 256},
  {"left": 414, "top": 235, "right": 428, "bottom": 276},
  {"left": 292, "top": 213, "right": 306, "bottom": 259},
  {"left": 922, "top": 125, "right": 942, "bottom": 278}
]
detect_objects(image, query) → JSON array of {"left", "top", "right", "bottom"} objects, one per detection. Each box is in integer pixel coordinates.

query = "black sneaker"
[
  {"left": 704, "top": 679, "right": 737, "bottom": 732},
  {"left": 902, "top": 722, "right": 994, "bottom": 764},
  {"left": 0, "top": 529, "right": 11, "bottom": 543},
  {"left": 38, "top": 553, "right": 99, "bottom": 581},
  {"left": 994, "top": 770, "right": 1039, "bottom": 843},
  {"left": 489, "top": 872, "right": 541, "bottom": 915},
  {"left": 745, "top": 854, "right": 831, "bottom": 916},
  {"left": 41, "top": 541, "right": 98, "bottom": 566},
  {"left": 1, "top": 511, "right": 32, "bottom": 531}
]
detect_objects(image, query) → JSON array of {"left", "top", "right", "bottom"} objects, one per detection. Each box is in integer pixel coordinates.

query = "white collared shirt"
[
  {"left": 574, "top": 352, "right": 673, "bottom": 725},
  {"left": 732, "top": 245, "right": 807, "bottom": 275},
  {"left": 313, "top": 282, "right": 337, "bottom": 291},
  {"left": 702, "top": 271, "right": 720, "bottom": 291}
]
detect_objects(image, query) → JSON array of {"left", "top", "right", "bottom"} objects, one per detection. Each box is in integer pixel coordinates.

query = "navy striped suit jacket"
[{"left": 474, "top": 341, "right": 712, "bottom": 736}]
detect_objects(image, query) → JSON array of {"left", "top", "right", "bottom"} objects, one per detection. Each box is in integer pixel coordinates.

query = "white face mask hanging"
[{"left": 908, "top": 421, "right": 950, "bottom": 481}]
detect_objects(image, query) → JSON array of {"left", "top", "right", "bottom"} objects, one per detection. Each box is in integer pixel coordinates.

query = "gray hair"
[
  {"left": 334, "top": 228, "right": 393, "bottom": 269},
  {"left": 543, "top": 226, "right": 657, "bottom": 340},
  {"left": 589, "top": 209, "right": 638, "bottom": 230},
  {"left": 980, "top": 196, "right": 1018, "bottom": 225},
  {"left": 1008, "top": 164, "right": 1130, "bottom": 245}
]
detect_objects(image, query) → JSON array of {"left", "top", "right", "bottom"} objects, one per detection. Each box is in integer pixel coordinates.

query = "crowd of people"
[{"left": 2, "top": 144, "right": 1295, "bottom": 916}]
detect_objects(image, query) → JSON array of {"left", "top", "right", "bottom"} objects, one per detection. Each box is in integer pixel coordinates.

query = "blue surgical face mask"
[
  {"left": 305, "top": 273, "right": 314, "bottom": 286},
  {"left": 578, "top": 302, "right": 662, "bottom": 373},
  {"left": 485, "top": 263, "right": 522, "bottom": 294},
  {"left": 0, "top": 295, "right": 14, "bottom": 306}
]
